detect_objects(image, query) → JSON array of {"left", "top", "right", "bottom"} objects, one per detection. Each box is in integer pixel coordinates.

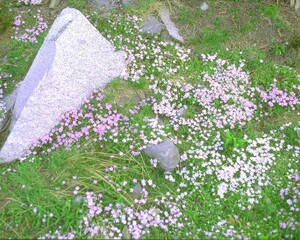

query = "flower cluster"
[
  {"left": 18, "top": 0, "right": 42, "bottom": 5},
  {"left": 198, "top": 54, "right": 258, "bottom": 128},
  {"left": 276, "top": 169, "right": 300, "bottom": 235},
  {"left": 98, "top": 14, "right": 191, "bottom": 82},
  {"left": 149, "top": 55, "right": 259, "bottom": 130},
  {"left": 111, "top": 96, "right": 174, "bottom": 156},
  {"left": 30, "top": 90, "right": 125, "bottom": 155},
  {"left": 280, "top": 171, "right": 300, "bottom": 214},
  {"left": 11, "top": 11, "right": 300, "bottom": 240},
  {"left": 80, "top": 180, "right": 186, "bottom": 239},
  {"left": 256, "top": 80, "right": 300, "bottom": 110},
  {"left": 40, "top": 180, "right": 187, "bottom": 239},
  {"left": 39, "top": 230, "right": 75, "bottom": 239},
  {"left": 13, "top": 9, "right": 48, "bottom": 43},
  {"left": 197, "top": 216, "right": 246, "bottom": 239}
]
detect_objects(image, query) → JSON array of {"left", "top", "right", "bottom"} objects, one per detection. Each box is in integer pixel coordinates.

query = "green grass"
[
  {"left": 0, "top": 2, "right": 48, "bottom": 95},
  {"left": 178, "top": 6, "right": 197, "bottom": 25},
  {"left": 272, "top": 42, "right": 287, "bottom": 56},
  {"left": 102, "top": 78, "right": 150, "bottom": 114},
  {"left": 124, "top": 0, "right": 159, "bottom": 16},
  {"left": 261, "top": 4, "right": 279, "bottom": 20},
  {"left": 0, "top": 1, "right": 17, "bottom": 60},
  {"left": 0, "top": 146, "right": 162, "bottom": 238},
  {"left": 190, "top": 28, "right": 230, "bottom": 53},
  {"left": 0, "top": 1, "right": 15, "bottom": 34},
  {"left": 239, "top": 20, "right": 255, "bottom": 33},
  {"left": 0, "top": 38, "right": 46, "bottom": 95},
  {"left": 67, "top": 0, "right": 87, "bottom": 10},
  {"left": 289, "top": 34, "right": 300, "bottom": 49}
]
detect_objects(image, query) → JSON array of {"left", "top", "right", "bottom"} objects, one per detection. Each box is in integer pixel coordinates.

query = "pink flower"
[
  {"left": 105, "top": 103, "right": 112, "bottom": 110},
  {"left": 280, "top": 222, "right": 287, "bottom": 229},
  {"left": 268, "top": 102, "right": 274, "bottom": 107},
  {"left": 14, "top": 18, "right": 22, "bottom": 27}
]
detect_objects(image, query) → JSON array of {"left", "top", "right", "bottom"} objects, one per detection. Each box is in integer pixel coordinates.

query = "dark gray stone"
[
  {"left": 144, "top": 139, "right": 180, "bottom": 171},
  {"left": 141, "top": 16, "right": 164, "bottom": 35},
  {"left": 177, "top": 108, "right": 185, "bottom": 117},
  {"left": 92, "top": 0, "right": 111, "bottom": 7},
  {"left": 122, "top": 226, "right": 131, "bottom": 240},
  {"left": 131, "top": 183, "right": 143, "bottom": 199},
  {"left": 0, "top": 84, "right": 20, "bottom": 132},
  {"left": 74, "top": 195, "right": 85, "bottom": 203},
  {"left": 122, "top": 0, "right": 134, "bottom": 7},
  {"left": 161, "top": 30, "right": 173, "bottom": 42}
]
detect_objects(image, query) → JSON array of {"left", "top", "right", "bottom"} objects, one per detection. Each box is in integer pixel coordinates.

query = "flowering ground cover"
[{"left": 0, "top": 0, "right": 300, "bottom": 239}]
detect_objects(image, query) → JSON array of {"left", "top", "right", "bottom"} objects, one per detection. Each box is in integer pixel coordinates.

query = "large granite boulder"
[{"left": 0, "top": 8, "right": 127, "bottom": 163}]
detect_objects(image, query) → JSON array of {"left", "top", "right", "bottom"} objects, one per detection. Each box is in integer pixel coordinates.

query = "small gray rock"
[
  {"left": 49, "top": 0, "right": 60, "bottom": 8},
  {"left": 92, "top": 0, "right": 111, "bottom": 7},
  {"left": 0, "top": 85, "right": 20, "bottom": 131},
  {"left": 122, "top": 0, "right": 134, "bottom": 7},
  {"left": 159, "top": 8, "right": 183, "bottom": 43},
  {"left": 144, "top": 139, "right": 180, "bottom": 171},
  {"left": 200, "top": 2, "right": 209, "bottom": 11},
  {"left": 161, "top": 30, "right": 173, "bottom": 42},
  {"left": 74, "top": 195, "right": 85, "bottom": 203},
  {"left": 133, "top": 182, "right": 142, "bottom": 193},
  {"left": 196, "top": 83, "right": 206, "bottom": 89},
  {"left": 158, "top": 119, "right": 164, "bottom": 126},
  {"left": 122, "top": 226, "right": 131, "bottom": 240},
  {"left": 131, "top": 183, "right": 143, "bottom": 199},
  {"left": 150, "top": 208, "right": 160, "bottom": 215},
  {"left": 177, "top": 108, "right": 185, "bottom": 117},
  {"left": 141, "top": 16, "right": 164, "bottom": 35}
]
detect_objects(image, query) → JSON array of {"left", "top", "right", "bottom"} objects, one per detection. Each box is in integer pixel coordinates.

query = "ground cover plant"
[{"left": 0, "top": 0, "right": 300, "bottom": 239}]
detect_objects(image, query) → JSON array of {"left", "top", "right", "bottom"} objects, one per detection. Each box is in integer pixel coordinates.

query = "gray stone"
[
  {"left": 131, "top": 183, "right": 143, "bottom": 199},
  {"left": 141, "top": 16, "right": 164, "bottom": 35},
  {"left": 0, "top": 84, "right": 20, "bottom": 132},
  {"left": 0, "top": 8, "right": 126, "bottom": 163},
  {"left": 158, "top": 119, "right": 164, "bottom": 126},
  {"left": 144, "top": 139, "right": 180, "bottom": 171},
  {"left": 90, "top": 0, "right": 117, "bottom": 16},
  {"left": 200, "top": 2, "right": 209, "bottom": 11},
  {"left": 161, "top": 30, "right": 173, "bottom": 43},
  {"left": 0, "top": 105, "right": 8, "bottom": 133},
  {"left": 92, "top": 0, "right": 111, "bottom": 7},
  {"left": 159, "top": 9, "right": 183, "bottom": 43},
  {"left": 122, "top": 226, "right": 131, "bottom": 240},
  {"left": 152, "top": 208, "right": 160, "bottom": 215},
  {"left": 4, "top": 83, "right": 20, "bottom": 111},
  {"left": 49, "top": 0, "right": 60, "bottom": 9},
  {"left": 74, "top": 195, "right": 85, "bottom": 204},
  {"left": 122, "top": 0, "right": 134, "bottom": 7},
  {"left": 177, "top": 108, "right": 185, "bottom": 117}
]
